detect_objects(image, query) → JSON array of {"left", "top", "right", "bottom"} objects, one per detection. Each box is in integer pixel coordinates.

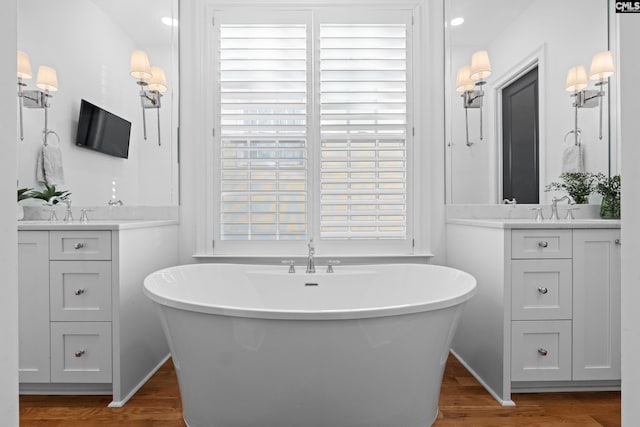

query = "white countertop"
[
  {"left": 17, "top": 219, "right": 179, "bottom": 231},
  {"left": 446, "top": 218, "right": 621, "bottom": 229}
]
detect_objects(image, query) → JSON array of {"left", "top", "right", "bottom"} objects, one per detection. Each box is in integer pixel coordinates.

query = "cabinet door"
[
  {"left": 572, "top": 229, "right": 621, "bottom": 381},
  {"left": 18, "top": 231, "right": 50, "bottom": 383}
]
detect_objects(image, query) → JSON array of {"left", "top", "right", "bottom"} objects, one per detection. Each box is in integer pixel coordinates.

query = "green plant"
[
  {"left": 17, "top": 187, "right": 33, "bottom": 202},
  {"left": 28, "top": 184, "right": 70, "bottom": 204},
  {"left": 545, "top": 172, "right": 597, "bottom": 204},
  {"left": 594, "top": 173, "right": 621, "bottom": 219}
]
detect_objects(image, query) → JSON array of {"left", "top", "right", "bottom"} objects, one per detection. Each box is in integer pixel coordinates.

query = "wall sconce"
[
  {"left": 565, "top": 50, "right": 614, "bottom": 145},
  {"left": 129, "top": 50, "right": 167, "bottom": 146},
  {"left": 17, "top": 51, "right": 58, "bottom": 141},
  {"left": 455, "top": 50, "right": 492, "bottom": 146}
]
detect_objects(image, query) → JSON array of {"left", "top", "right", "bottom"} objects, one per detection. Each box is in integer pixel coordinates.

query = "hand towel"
[
  {"left": 561, "top": 144, "right": 584, "bottom": 173},
  {"left": 36, "top": 136, "right": 65, "bottom": 185}
]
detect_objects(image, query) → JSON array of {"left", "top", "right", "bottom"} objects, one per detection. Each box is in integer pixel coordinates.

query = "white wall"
[
  {"left": 447, "top": 0, "right": 610, "bottom": 204},
  {"left": 618, "top": 13, "right": 640, "bottom": 427},
  {"left": 1, "top": 0, "right": 19, "bottom": 424},
  {"left": 17, "top": 0, "right": 176, "bottom": 206}
]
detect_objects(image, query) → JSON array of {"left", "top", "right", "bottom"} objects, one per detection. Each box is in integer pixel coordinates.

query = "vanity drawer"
[
  {"left": 511, "top": 259, "right": 572, "bottom": 321},
  {"left": 49, "top": 261, "right": 112, "bottom": 322},
  {"left": 511, "top": 229, "right": 572, "bottom": 259},
  {"left": 50, "top": 321, "right": 112, "bottom": 383},
  {"left": 49, "top": 231, "right": 111, "bottom": 261},
  {"left": 511, "top": 320, "right": 572, "bottom": 382}
]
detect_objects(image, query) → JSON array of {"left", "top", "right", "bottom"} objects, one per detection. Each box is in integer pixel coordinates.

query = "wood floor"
[{"left": 20, "top": 355, "right": 620, "bottom": 426}]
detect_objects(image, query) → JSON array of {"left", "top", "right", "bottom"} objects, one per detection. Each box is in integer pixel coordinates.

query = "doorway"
[{"left": 502, "top": 66, "right": 539, "bottom": 204}]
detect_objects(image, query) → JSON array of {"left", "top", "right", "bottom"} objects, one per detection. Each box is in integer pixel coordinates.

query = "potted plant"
[
  {"left": 17, "top": 187, "right": 34, "bottom": 220},
  {"left": 28, "top": 184, "right": 70, "bottom": 204},
  {"left": 545, "top": 172, "right": 597, "bottom": 204},
  {"left": 594, "top": 173, "right": 621, "bottom": 219}
]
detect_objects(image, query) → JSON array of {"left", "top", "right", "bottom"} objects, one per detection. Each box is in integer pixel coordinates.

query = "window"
[{"left": 211, "top": 9, "right": 413, "bottom": 254}]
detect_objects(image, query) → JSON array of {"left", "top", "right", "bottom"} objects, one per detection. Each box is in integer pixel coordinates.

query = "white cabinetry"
[
  {"left": 572, "top": 230, "right": 621, "bottom": 381},
  {"left": 17, "top": 221, "right": 178, "bottom": 406},
  {"left": 447, "top": 220, "right": 621, "bottom": 405}
]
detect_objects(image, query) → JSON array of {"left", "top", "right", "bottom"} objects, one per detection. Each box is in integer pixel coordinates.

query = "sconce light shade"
[
  {"left": 17, "top": 51, "right": 32, "bottom": 79},
  {"left": 36, "top": 65, "right": 58, "bottom": 92},
  {"left": 455, "top": 65, "right": 475, "bottom": 92},
  {"left": 148, "top": 66, "right": 168, "bottom": 93},
  {"left": 130, "top": 50, "right": 152, "bottom": 80},
  {"left": 565, "top": 66, "right": 588, "bottom": 92},
  {"left": 470, "top": 50, "right": 491, "bottom": 81},
  {"left": 589, "top": 50, "right": 614, "bottom": 80}
]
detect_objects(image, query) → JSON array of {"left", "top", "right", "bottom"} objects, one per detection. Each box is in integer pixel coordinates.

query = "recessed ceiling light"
[
  {"left": 161, "top": 17, "right": 178, "bottom": 27},
  {"left": 450, "top": 17, "right": 464, "bottom": 27}
]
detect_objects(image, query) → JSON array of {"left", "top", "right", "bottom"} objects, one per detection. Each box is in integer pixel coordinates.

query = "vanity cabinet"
[
  {"left": 17, "top": 221, "right": 178, "bottom": 407},
  {"left": 446, "top": 220, "right": 621, "bottom": 405}
]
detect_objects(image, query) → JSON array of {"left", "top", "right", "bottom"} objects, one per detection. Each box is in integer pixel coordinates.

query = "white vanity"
[
  {"left": 446, "top": 217, "right": 621, "bottom": 405},
  {"left": 17, "top": 219, "right": 179, "bottom": 407}
]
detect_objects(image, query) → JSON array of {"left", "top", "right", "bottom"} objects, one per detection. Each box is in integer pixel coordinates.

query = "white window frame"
[{"left": 198, "top": 0, "right": 430, "bottom": 258}]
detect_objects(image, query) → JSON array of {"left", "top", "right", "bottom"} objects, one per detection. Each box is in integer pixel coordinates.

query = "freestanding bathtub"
[{"left": 143, "top": 263, "right": 476, "bottom": 427}]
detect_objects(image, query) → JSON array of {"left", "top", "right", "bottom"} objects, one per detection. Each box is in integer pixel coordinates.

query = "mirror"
[
  {"left": 17, "top": 0, "right": 179, "bottom": 206},
  {"left": 445, "top": 0, "right": 614, "bottom": 204}
]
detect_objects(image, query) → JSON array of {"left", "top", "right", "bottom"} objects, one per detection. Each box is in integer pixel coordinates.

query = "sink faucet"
[
  {"left": 306, "top": 239, "right": 316, "bottom": 274},
  {"left": 108, "top": 199, "right": 124, "bottom": 206},
  {"left": 550, "top": 195, "right": 575, "bottom": 220},
  {"left": 48, "top": 193, "right": 73, "bottom": 222}
]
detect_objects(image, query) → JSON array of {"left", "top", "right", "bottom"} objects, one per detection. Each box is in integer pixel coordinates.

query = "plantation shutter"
[
  {"left": 218, "top": 22, "right": 308, "bottom": 241},
  {"left": 319, "top": 22, "right": 408, "bottom": 240}
]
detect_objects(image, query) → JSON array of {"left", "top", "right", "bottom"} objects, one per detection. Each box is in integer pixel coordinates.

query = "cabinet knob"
[
  {"left": 74, "top": 289, "right": 85, "bottom": 296},
  {"left": 537, "top": 287, "right": 548, "bottom": 295},
  {"left": 75, "top": 349, "right": 86, "bottom": 358},
  {"left": 538, "top": 348, "right": 548, "bottom": 356},
  {"left": 73, "top": 242, "right": 85, "bottom": 250},
  {"left": 615, "top": 238, "right": 621, "bottom": 246},
  {"left": 537, "top": 241, "right": 549, "bottom": 248}
]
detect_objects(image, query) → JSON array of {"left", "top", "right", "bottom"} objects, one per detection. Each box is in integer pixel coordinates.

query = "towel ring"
[
  {"left": 42, "top": 130, "right": 60, "bottom": 147},
  {"left": 564, "top": 129, "right": 582, "bottom": 146}
]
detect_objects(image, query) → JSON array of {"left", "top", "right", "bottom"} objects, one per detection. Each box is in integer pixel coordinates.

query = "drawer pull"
[
  {"left": 75, "top": 349, "right": 86, "bottom": 358},
  {"left": 538, "top": 287, "right": 549, "bottom": 295},
  {"left": 537, "top": 241, "right": 549, "bottom": 248},
  {"left": 73, "top": 242, "right": 85, "bottom": 250},
  {"left": 538, "top": 348, "right": 548, "bottom": 356},
  {"left": 74, "top": 289, "right": 85, "bottom": 296}
]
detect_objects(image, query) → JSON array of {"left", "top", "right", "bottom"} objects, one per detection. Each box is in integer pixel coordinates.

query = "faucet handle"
[
  {"left": 565, "top": 207, "right": 579, "bottom": 220},
  {"left": 79, "top": 209, "right": 94, "bottom": 224},
  {"left": 281, "top": 259, "right": 296, "bottom": 273},
  {"left": 326, "top": 260, "right": 341, "bottom": 273},
  {"left": 47, "top": 206, "right": 58, "bottom": 222},
  {"left": 530, "top": 207, "right": 544, "bottom": 222}
]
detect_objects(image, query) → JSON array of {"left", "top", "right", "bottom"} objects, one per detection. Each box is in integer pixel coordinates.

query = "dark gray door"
[{"left": 502, "top": 67, "right": 539, "bottom": 204}]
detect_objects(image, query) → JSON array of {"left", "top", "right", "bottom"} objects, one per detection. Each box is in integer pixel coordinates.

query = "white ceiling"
[
  {"left": 447, "top": 0, "right": 533, "bottom": 46},
  {"left": 89, "top": 0, "right": 176, "bottom": 46}
]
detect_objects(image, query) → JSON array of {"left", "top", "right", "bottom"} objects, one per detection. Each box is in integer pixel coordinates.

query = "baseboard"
[
  {"left": 108, "top": 353, "right": 171, "bottom": 408},
  {"left": 449, "top": 350, "right": 516, "bottom": 407}
]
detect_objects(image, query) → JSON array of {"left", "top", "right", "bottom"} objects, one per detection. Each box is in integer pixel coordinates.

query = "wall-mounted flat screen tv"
[{"left": 75, "top": 99, "right": 131, "bottom": 159}]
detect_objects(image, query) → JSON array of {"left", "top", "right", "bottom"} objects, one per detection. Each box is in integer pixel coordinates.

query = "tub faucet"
[
  {"left": 550, "top": 195, "right": 575, "bottom": 220},
  {"left": 306, "top": 239, "right": 316, "bottom": 274}
]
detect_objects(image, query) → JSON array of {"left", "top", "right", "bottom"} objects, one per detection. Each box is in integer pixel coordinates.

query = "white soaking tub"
[{"left": 143, "top": 263, "right": 476, "bottom": 427}]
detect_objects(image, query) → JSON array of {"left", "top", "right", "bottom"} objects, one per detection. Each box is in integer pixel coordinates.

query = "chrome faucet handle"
[
  {"left": 282, "top": 259, "right": 296, "bottom": 273},
  {"left": 47, "top": 206, "right": 58, "bottom": 222},
  {"left": 530, "top": 207, "right": 544, "bottom": 222},
  {"left": 79, "top": 209, "right": 93, "bottom": 224},
  {"left": 565, "top": 207, "right": 579, "bottom": 220},
  {"left": 326, "top": 260, "right": 341, "bottom": 273}
]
